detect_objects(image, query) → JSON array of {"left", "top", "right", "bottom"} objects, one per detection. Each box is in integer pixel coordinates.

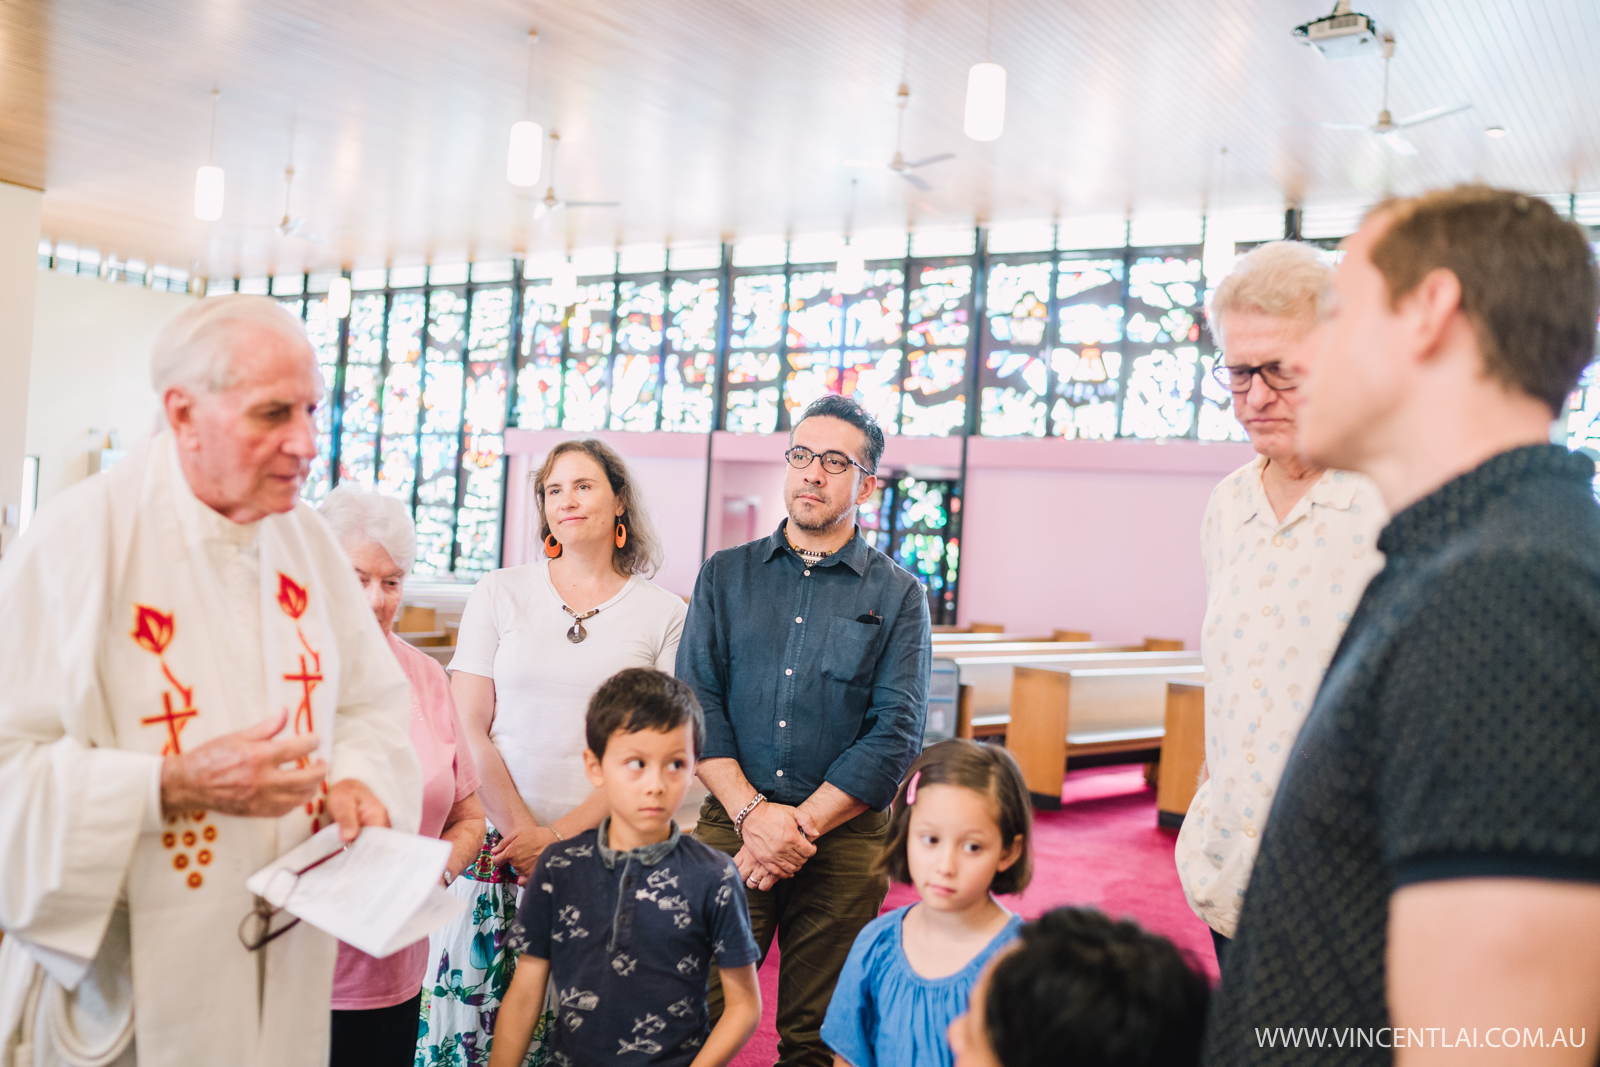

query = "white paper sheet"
[{"left": 246, "top": 825, "right": 466, "bottom": 958}]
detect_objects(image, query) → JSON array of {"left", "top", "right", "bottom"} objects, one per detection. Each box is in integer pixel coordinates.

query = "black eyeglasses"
[
  {"left": 1210, "top": 361, "right": 1300, "bottom": 394},
  {"left": 784, "top": 446, "right": 874, "bottom": 477},
  {"left": 237, "top": 842, "right": 348, "bottom": 952}
]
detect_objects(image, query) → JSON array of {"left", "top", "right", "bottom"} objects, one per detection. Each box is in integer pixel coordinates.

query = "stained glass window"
[
  {"left": 514, "top": 281, "right": 564, "bottom": 431},
  {"left": 858, "top": 473, "right": 960, "bottom": 624},
  {"left": 902, "top": 262, "right": 973, "bottom": 436},
  {"left": 725, "top": 272, "right": 786, "bottom": 433},
  {"left": 1119, "top": 252, "right": 1207, "bottom": 439},
  {"left": 662, "top": 274, "right": 720, "bottom": 432},
  {"left": 562, "top": 281, "right": 615, "bottom": 433},
  {"left": 979, "top": 258, "right": 1052, "bottom": 437},
  {"left": 1050, "top": 255, "right": 1125, "bottom": 440},
  {"left": 610, "top": 278, "right": 664, "bottom": 431},
  {"left": 302, "top": 295, "right": 339, "bottom": 503}
]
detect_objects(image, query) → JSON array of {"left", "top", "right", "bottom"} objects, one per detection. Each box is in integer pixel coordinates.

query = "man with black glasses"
[
  {"left": 678, "top": 393, "right": 931, "bottom": 1067},
  {"left": 1174, "top": 242, "right": 1386, "bottom": 967}
]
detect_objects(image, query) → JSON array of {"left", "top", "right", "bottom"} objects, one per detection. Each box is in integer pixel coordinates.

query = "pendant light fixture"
[
  {"left": 194, "top": 89, "right": 225, "bottom": 221},
  {"left": 964, "top": 1, "right": 1006, "bottom": 142},
  {"left": 835, "top": 179, "right": 866, "bottom": 295},
  {"left": 328, "top": 275, "right": 352, "bottom": 319},
  {"left": 507, "top": 29, "right": 544, "bottom": 187}
]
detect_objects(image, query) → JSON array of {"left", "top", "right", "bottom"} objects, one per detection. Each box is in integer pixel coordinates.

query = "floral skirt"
[{"left": 415, "top": 828, "right": 555, "bottom": 1067}]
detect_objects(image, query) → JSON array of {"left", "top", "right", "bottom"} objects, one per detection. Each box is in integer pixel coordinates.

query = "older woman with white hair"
[
  {"left": 1174, "top": 241, "right": 1388, "bottom": 969},
  {"left": 319, "top": 486, "right": 485, "bottom": 1066}
]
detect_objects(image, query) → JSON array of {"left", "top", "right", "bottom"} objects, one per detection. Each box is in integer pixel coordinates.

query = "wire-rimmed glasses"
[
  {"left": 1210, "top": 361, "right": 1301, "bottom": 394},
  {"left": 237, "top": 842, "right": 348, "bottom": 952},
  {"left": 784, "top": 446, "right": 874, "bottom": 477}
]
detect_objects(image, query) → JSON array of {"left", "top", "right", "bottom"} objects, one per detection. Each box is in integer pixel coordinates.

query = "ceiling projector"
[{"left": 1293, "top": 1, "right": 1383, "bottom": 59}]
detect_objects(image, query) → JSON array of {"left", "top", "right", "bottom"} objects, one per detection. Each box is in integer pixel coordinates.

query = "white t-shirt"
[{"left": 449, "top": 559, "right": 688, "bottom": 823}]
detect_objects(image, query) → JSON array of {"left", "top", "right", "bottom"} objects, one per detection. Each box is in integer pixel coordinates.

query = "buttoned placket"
[{"left": 774, "top": 551, "right": 818, "bottom": 790}]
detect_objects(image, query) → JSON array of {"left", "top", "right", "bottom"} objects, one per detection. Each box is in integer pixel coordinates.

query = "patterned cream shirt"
[{"left": 1175, "top": 455, "right": 1387, "bottom": 937}]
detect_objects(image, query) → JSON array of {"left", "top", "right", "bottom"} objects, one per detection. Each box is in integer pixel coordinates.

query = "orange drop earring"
[
  {"left": 544, "top": 533, "right": 563, "bottom": 559},
  {"left": 614, "top": 518, "right": 627, "bottom": 549}
]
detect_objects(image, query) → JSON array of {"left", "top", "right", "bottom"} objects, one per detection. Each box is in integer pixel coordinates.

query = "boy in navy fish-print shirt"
[{"left": 490, "top": 670, "right": 761, "bottom": 1067}]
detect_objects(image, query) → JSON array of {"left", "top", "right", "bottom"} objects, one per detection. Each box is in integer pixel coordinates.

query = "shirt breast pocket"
[{"left": 819, "top": 615, "right": 880, "bottom": 688}]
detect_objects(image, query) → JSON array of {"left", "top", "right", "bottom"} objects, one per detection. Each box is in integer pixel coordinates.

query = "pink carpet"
[{"left": 729, "top": 766, "right": 1218, "bottom": 1067}]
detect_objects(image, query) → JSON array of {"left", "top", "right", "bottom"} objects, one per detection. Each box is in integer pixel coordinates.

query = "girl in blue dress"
[{"left": 821, "top": 740, "right": 1035, "bottom": 1067}]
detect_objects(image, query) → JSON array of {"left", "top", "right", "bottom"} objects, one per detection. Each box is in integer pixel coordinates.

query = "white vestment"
[{"left": 0, "top": 432, "right": 421, "bottom": 1067}]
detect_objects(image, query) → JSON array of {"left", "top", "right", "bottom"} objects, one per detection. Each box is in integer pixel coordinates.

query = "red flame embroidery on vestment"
[
  {"left": 132, "top": 604, "right": 175, "bottom": 655},
  {"left": 277, "top": 573, "right": 309, "bottom": 620}
]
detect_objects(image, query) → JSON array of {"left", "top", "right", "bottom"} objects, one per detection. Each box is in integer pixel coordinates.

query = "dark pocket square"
[{"left": 855, "top": 612, "right": 882, "bottom": 625}]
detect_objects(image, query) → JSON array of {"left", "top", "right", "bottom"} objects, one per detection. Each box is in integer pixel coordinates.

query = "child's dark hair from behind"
[
  {"left": 584, "top": 667, "right": 705, "bottom": 758},
  {"left": 984, "top": 907, "right": 1210, "bottom": 1067},
  {"left": 874, "top": 739, "right": 1034, "bottom": 895}
]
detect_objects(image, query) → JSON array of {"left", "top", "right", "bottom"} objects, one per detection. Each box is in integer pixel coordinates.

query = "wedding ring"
[{"left": 746, "top": 875, "right": 758, "bottom": 887}]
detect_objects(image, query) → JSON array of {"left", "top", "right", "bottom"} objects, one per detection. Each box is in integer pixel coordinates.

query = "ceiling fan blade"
[
  {"left": 1394, "top": 101, "right": 1473, "bottom": 128},
  {"left": 904, "top": 152, "right": 955, "bottom": 170},
  {"left": 1382, "top": 131, "right": 1420, "bottom": 156},
  {"left": 898, "top": 170, "right": 932, "bottom": 192}
]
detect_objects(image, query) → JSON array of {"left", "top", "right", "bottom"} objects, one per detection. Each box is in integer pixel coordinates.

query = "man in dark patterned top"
[{"left": 1204, "top": 186, "right": 1600, "bottom": 1065}]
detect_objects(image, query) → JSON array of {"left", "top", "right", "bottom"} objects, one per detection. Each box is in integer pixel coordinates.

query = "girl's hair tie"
[{"left": 905, "top": 770, "right": 921, "bottom": 806}]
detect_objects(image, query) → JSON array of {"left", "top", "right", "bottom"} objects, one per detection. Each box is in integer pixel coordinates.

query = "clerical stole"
[{"left": 89, "top": 435, "right": 349, "bottom": 1065}]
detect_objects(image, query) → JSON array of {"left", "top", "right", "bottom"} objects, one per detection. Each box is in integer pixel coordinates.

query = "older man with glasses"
[
  {"left": 678, "top": 392, "right": 931, "bottom": 1067},
  {"left": 1174, "top": 242, "right": 1388, "bottom": 968}
]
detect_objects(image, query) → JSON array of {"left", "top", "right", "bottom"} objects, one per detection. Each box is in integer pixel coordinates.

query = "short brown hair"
[
  {"left": 875, "top": 740, "right": 1034, "bottom": 895},
  {"left": 1367, "top": 185, "right": 1600, "bottom": 414},
  {"left": 535, "top": 438, "right": 662, "bottom": 576},
  {"left": 585, "top": 668, "right": 704, "bottom": 759}
]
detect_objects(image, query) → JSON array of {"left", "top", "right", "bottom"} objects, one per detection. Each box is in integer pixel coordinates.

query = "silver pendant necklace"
[{"left": 562, "top": 605, "right": 600, "bottom": 643}]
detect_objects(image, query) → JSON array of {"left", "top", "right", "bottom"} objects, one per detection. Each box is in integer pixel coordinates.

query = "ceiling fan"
[
  {"left": 527, "top": 130, "right": 620, "bottom": 218},
  {"left": 266, "top": 164, "right": 331, "bottom": 245},
  {"left": 840, "top": 83, "right": 956, "bottom": 191},
  {"left": 1307, "top": 36, "right": 1472, "bottom": 156}
]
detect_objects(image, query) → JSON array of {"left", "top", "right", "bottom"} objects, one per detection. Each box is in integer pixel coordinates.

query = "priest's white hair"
[
  {"left": 150, "top": 294, "right": 314, "bottom": 394},
  {"left": 319, "top": 487, "right": 417, "bottom": 575}
]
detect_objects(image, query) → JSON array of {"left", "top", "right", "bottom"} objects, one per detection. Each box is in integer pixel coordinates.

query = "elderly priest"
[{"left": 0, "top": 296, "right": 421, "bottom": 1067}]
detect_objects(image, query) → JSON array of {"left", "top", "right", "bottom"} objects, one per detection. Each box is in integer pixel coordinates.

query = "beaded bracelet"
[{"left": 733, "top": 792, "right": 767, "bottom": 838}]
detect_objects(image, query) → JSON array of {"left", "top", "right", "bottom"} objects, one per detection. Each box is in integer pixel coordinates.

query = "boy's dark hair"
[
  {"left": 985, "top": 908, "right": 1210, "bottom": 1067},
  {"left": 790, "top": 393, "right": 885, "bottom": 474},
  {"left": 874, "top": 740, "right": 1033, "bottom": 895},
  {"left": 585, "top": 668, "right": 705, "bottom": 759}
]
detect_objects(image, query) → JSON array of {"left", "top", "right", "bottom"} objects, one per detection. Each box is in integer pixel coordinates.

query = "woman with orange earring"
[{"left": 418, "top": 438, "right": 687, "bottom": 1066}]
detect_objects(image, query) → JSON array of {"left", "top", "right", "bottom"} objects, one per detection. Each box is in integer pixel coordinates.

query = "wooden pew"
[
  {"left": 1007, "top": 661, "right": 1205, "bottom": 808},
  {"left": 1156, "top": 679, "right": 1206, "bottom": 829},
  {"left": 953, "top": 649, "right": 1199, "bottom": 740},
  {"left": 932, "top": 631, "right": 1054, "bottom": 644}
]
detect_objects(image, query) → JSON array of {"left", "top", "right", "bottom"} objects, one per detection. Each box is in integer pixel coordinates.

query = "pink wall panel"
[
  {"left": 501, "top": 428, "right": 1256, "bottom": 640},
  {"left": 957, "top": 466, "right": 1235, "bottom": 648}
]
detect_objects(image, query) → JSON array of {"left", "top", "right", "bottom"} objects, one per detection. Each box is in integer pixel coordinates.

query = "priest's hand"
[
  {"left": 160, "top": 709, "right": 325, "bottom": 819},
  {"left": 326, "top": 779, "right": 391, "bottom": 843}
]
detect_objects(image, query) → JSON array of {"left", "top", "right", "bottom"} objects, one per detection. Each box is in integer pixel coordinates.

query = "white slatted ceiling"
[{"left": 7, "top": 0, "right": 1598, "bottom": 280}]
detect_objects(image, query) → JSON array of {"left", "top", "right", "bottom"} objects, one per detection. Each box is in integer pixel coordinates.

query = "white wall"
[
  {"left": 26, "top": 270, "right": 195, "bottom": 504},
  {"left": 0, "top": 183, "right": 43, "bottom": 557}
]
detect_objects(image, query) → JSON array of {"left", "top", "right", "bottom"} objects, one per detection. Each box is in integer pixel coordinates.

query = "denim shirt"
[{"left": 676, "top": 522, "right": 932, "bottom": 811}]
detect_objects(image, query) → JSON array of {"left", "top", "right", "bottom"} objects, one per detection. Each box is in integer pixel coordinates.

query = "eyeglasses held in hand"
[
  {"left": 784, "top": 446, "right": 874, "bottom": 477},
  {"left": 1211, "top": 361, "right": 1300, "bottom": 394},
  {"left": 237, "top": 842, "right": 348, "bottom": 952}
]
